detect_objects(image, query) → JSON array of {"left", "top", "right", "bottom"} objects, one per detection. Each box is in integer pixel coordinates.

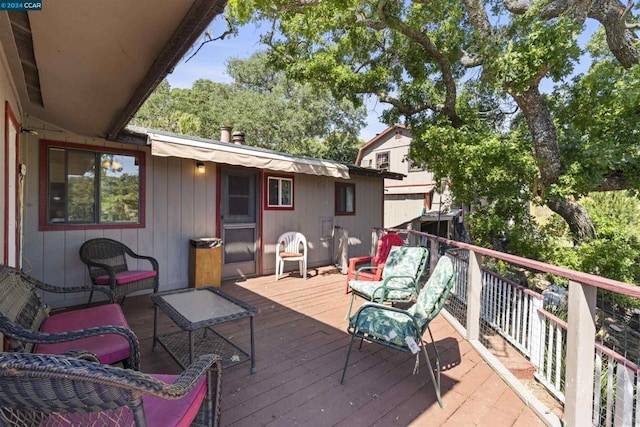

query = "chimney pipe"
[
  {"left": 232, "top": 131, "right": 245, "bottom": 145},
  {"left": 220, "top": 126, "right": 232, "bottom": 143}
]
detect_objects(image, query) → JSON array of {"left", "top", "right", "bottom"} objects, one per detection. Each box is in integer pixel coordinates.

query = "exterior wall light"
[{"left": 196, "top": 161, "right": 205, "bottom": 174}]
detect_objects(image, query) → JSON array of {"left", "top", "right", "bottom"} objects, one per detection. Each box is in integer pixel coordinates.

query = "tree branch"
[
  {"left": 185, "top": 16, "right": 236, "bottom": 63},
  {"left": 462, "top": 0, "right": 494, "bottom": 39},
  {"left": 589, "top": 0, "right": 640, "bottom": 67},
  {"left": 377, "top": 93, "right": 443, "bottom": 116},
  {"left": 374, "top": 0, "right": 462, "bottom": 126}
]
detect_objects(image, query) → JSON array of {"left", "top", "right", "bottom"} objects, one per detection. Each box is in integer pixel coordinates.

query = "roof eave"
[
  {"left": 106, "top": 0, "right": 227, "bottom": 141},
  {"left": 347, "top": 165, "right": 405, "bottom": 180}
]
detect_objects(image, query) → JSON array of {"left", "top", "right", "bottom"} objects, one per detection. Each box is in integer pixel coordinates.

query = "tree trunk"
[
  {"left": 512, "top": 86, "right": 597, "bottom": 242},
  {"left": 547, "top": 198, "right": 597, "bottom": 241},
  {"left": 512, "top": 86, "right": 562, "bottom": 187},
  {"left": 590, "top": 0, "right": 640, "bottom": 68}
]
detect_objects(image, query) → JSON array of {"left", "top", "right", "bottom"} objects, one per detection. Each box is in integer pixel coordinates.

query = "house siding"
[
  {"left": 358, "top": 126, "right": 442, "bottom": 228},
  {"left": 262, "top": 173, "right": 382, "bottom": 275},
  {"left": 20, "top": 126, "right": 224, "bottom": 307},
  {"left": 17, "top": 122, "right": 381, "bottom": 308}
]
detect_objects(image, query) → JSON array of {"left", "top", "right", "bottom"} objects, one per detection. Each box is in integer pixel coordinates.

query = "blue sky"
[
  {"left": 167, "top": 16, "right": 598, "bottom": 142},
  {"left": 165, "top": 18, "right": 390, "bottom": 142}
]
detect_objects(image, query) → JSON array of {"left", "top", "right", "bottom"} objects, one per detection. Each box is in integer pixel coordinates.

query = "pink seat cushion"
[
  {"left": 94, "top": 270, "right": 157, "bottom": 285},
  {"left": 35, "top": 304, "right": 131, "bottom": 365},
  {"left": 144, "top": 374, "right": 208, "bottom": 427},
  {"left": 40, "top": 374, "right": 208, "bottom": 426}
]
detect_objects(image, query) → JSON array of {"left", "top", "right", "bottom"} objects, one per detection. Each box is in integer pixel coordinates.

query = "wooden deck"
[{"left": 122, "top": 266, "right": 547, "bottom": 426}]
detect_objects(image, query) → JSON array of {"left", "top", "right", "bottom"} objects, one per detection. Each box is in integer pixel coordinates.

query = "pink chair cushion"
[
  {"left": 94, "top": 270, "right": 157, "bottom": 285},
  {"left": 40, "top": 374, "right": 208, "bottom": 426},
  {"left": 145, "top": 374, "right": 208, "bottom": 427},
  {"left": 35, "top": 304, "right": 131, "bottom": 365}
]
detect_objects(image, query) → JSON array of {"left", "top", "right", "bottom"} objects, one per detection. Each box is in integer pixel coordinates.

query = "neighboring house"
[
  {"left": 0, "top": 5, "right": 400, "bottom": 308},
  {"left": 356, "top": 124, "right": 461, "bottom": 237}
]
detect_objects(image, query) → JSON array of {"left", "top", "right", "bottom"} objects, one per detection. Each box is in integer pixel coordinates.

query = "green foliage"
[
  {"left": 487, "top": 13, "right": 581, "bottom": 93},
  {"left": 551, "top": 39, "right": 640, "bottom": 195},
  {"left": 548, "top": 192, "right": 640, "bottom": 285},
  {"left": 469, "top": 205, "right": 553, "bottom": 260},
  {"left": 132, "top": 53, "right": 365, "bottom": 161}
]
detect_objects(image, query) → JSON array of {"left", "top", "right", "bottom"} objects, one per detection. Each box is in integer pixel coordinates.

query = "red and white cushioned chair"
[
  {"left": 345, "top": 233, "right": 405, "bottom": 293},
  {"left": 79, "top": 238, "right": 159, "bottom": 305},
  {"left": 275, "top": 232, "right": 308, "bottom": 280}
]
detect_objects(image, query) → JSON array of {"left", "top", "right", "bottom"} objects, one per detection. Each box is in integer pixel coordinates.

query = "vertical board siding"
[
  {"left": 17, "top": 123, "right": 199, "bottom": 306},
  {"left": 262, "top": 174, "right": 382, "bottom": 275},
  {"left": 152, "top": 155, "right": 169, "bottom": 292},
  {"left": 20, "top": 124, "right": 381, "bottom": 306}
]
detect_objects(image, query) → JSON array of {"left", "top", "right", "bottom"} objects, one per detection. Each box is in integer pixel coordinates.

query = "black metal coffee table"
[{"left": 151, "top": 287, "right": 257, "bottom": 373}]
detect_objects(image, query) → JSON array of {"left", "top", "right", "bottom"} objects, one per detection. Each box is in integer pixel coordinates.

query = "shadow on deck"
[{"left": 122, "top": 266, "right": 546, "bottom": 426}]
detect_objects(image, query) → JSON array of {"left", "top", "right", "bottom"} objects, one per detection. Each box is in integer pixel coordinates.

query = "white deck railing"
[{"left": 382, "top": 227, "right": 640, "bottom": 427}]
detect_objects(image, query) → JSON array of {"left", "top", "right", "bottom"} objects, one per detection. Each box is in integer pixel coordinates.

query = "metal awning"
[{"left": 148, "top": 132, "right": 350, "bottom": 179}]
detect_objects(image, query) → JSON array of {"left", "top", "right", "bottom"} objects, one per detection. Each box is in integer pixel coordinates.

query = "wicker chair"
[
  {"left": 79, "top": 238, "right": 159, "bottom": 305},
  {"left": 0, "top": 265, "right": 140, "bottom": 369},
  {"left": 0, "top": 351, "right": 222, "bottom": 426}
]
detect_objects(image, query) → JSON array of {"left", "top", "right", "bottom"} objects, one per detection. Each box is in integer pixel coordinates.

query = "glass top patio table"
[{"left": 151, "top": 287, "right": 257, "bottom": 373}]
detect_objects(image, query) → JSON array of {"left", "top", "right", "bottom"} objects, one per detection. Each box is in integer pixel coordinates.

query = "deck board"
[{"left": 122, "top": 266, "right": 547, "bottom": 426}]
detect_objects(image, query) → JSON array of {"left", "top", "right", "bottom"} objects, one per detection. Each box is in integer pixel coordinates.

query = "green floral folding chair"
[
  {"left": 346, "top": 245, "right": 429, "bottom": 318},
  {"left": 341, "top": 255, "right": 456, "bottom": 408}
]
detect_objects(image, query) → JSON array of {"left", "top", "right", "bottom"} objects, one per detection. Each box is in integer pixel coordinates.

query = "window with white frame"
[
  {"left": 376, "top": 152, "right": 390, "bottom": 170},
  {"left": 266, "top": 175, "right": 293, "bottom": 209}
]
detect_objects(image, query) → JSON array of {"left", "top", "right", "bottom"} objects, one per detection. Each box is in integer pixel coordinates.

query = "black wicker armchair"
[
  {"left": 0, "top": 265, "right": 140, "bottom": 369},
  {"left": 79, "top": 238, "right": 159, "bottom": 305},
  {"left": 0, "top": 351, "right": 222, "bottom": 426}
]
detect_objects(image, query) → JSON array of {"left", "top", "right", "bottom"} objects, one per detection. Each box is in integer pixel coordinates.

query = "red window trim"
[
  {"left": 38, "top": 139, "right": 146, "bottom": 231},
  {"left": 264, "top": 173, "right": 295, "bottom": 211},
  {"left": 335, "top": 182, "right": 356, "bottom": 216}
]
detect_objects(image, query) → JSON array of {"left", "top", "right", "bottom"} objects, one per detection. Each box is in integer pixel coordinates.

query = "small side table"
[{"left": 151, "top": 287, "right": 257, "bottom": 373}]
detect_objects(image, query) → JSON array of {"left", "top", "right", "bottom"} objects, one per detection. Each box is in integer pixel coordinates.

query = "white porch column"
[
  {"left": 466, "top": 249, "right": 483, "bottom": 341},
  {"left": 564, "top": 279, "right": 597, "bottom": 426},
  {"left": 340, "top": 229, "right": 349, "bottom": 274}
]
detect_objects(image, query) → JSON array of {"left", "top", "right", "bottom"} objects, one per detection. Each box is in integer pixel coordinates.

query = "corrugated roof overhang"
[{"left": 149, "top": 132, "right": 350, "bottom": 179}]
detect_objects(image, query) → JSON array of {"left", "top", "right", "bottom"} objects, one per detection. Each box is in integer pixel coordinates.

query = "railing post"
[
  {"left": 564, "top": 280, "right": 597, "bottom": 426},
  {"left": 340, "top": 229, "right": 349, "bottom": 274},
  {"left": 528, "top": 296, "right": 544, "bottom": 371},
  {"left": 466, "top": 249, "right": 483, "bottom": 341},
  {"left": 430, "top": 238, "right": 439, "bottom": 274},
  {"left": 371, "top": 229, "right": 378, "bottom": 257}
]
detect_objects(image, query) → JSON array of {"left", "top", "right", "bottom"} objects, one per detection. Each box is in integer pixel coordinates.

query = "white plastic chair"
[{"left": 275, "top": 232, "right": 307, "bottom": 280}]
